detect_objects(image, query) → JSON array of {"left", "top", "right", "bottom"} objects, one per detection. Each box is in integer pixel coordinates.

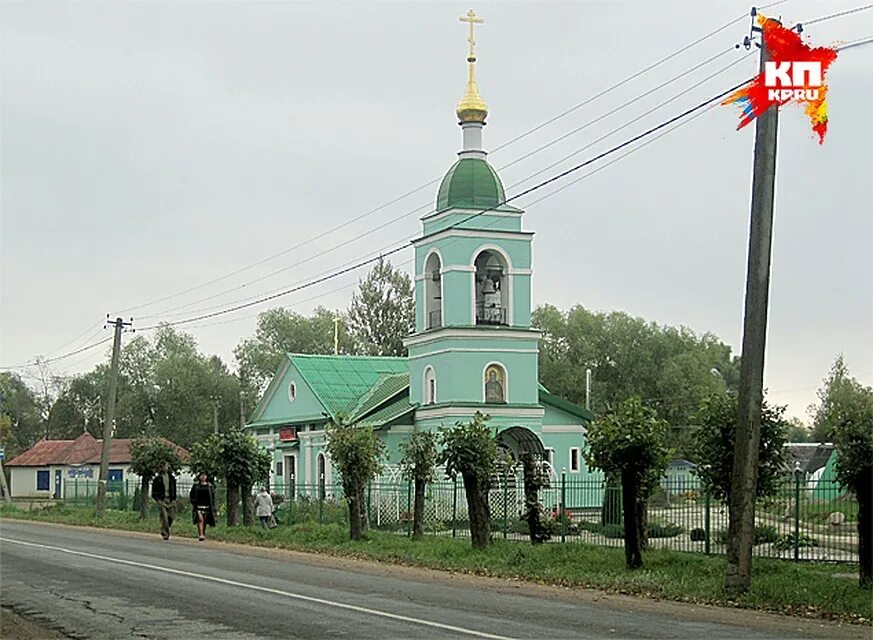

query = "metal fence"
[{"left": 57, "top": 475, "right": 857, "bottom": 564}]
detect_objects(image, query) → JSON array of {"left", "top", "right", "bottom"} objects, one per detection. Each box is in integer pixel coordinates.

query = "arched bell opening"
[
  {"left": 473, "top": 249, "right": 509, "bottom": 326},
  {"left": 424, "top": 252, "right": 443, "bottom": 329}
]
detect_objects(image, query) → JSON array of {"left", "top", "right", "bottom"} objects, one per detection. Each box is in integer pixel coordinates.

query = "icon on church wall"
[{"left": 484, "top": 365, "right": 506, "bottom": 404}]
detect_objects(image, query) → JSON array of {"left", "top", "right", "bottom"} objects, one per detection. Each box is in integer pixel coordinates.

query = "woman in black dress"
[{"left": 189, "top": 472, "right": 216, "bottom": 541}]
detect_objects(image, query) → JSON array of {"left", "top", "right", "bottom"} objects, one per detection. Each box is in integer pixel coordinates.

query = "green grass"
[{"left": 1, "top": 504, "right": 869, "bottom": 625}]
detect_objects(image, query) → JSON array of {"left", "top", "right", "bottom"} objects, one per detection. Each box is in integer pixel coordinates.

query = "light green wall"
[
  {"left": 257, "top": 359, "right": 326, "bottom": 423},
  {"left": 422, "top": 210, "right": 522, "bottom": 236}
]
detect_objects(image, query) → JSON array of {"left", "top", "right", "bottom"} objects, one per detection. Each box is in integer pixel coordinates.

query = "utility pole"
[
  {"left": 333, "top": 314, "right": 340, "bottom": 355},
  {"left": 212, "top": 397, "right": 220, "bottom": 435},
  {"left": 585, "top": 368, "right": 592, "bottom": 411},
  {"left": 0, "top": 459, "right": 11, "bottom": 505},
  {"left": 239, "top": 389, "right": 246, "bottom": 428},
  {"left": 96, "top": 316, "right": 132, "bottom": 517},
  {"left": 726, "top": 12, "right": 780, "bottom": 594}
]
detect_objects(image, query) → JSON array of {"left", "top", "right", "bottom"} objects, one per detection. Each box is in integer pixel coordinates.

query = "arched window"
[
  {"left": 423, "top": 366, "right": 436, "bottom": 405},
  {"left": 473, "top": 249, "right": 509, "bottom": 326},
  {"left": 483, "top": 363, "right": 507, "bottom": 404},
  {"left": 424, "top": 251, "right": 442, "bottom": 329}
]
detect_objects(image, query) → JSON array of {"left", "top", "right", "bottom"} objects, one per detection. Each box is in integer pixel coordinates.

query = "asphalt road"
[{"left": 0, "top": 520, "right": 864, "bottom": 639}]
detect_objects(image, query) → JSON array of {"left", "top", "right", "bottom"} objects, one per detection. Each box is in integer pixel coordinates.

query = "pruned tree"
[
  {"left": 520, "top": 451, "right": 550, "bottom": 544},
  {"left": 130, "top": 436, "right": 184, "bottom": 520},
  {"left": 399, "top": 429, "right": 438, "bottom": 540},
  {"left": 691, "top": 394, "right": 788, "bottom": 504},
  {"left": 189, "top": 430, "right": 269, "bottom": 526},
  {"left": 347, "top": 258, "right": 415, "bottom": 357},
  {"left": 584, "top": 397, "right": 670, "bottom": 569},
  {"left": 439, "top": 412, "right": 497, "bottom": 550},
  {"left": 325, "top": 418, "right": 385, "bottom": 540},
  {"left": 826, "top": 369, "right": 873, "bottom": 588}
]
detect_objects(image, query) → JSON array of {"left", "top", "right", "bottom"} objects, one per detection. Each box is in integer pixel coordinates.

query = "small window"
[
  {"left": 276, "top": 461, "right": 284, "bottom": 477},
  {"left": 37, "top": 469, "right": 50, "bottom": 491},
  {"left": 288, "top": 381, "right": 297, "bottom": 403},
  {"left": 424, "top": 366, "right": 436, "bottom": 405},
  {"left": 108, "top": 469, "right": 123, "bottom": 483},
  {"left": 569, "top": 447, "right": 581, "bottom": 473}
]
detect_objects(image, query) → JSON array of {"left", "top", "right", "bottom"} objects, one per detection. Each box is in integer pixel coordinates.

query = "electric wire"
[
  {"left": 142, "top": 49, "right": 751, "bottom": 322},
  {"left": 108, "top": 6, "right": 778, "bottom": 320}
]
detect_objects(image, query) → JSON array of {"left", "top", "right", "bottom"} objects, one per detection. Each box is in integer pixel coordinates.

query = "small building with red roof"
[{"left": 4, "top": 431, "right": 188, "bottom": 499}]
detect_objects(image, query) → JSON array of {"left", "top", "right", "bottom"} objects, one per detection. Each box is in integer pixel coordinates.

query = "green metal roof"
[
  {"left": 290, "top": 354, "right": 408, "bottom": 418},
  {"left": 539, "top": 389, "right": 595, "bottom": 422},
  {"left": 436, "top": 158, "right": 508, "bottom": 212},
  {"left": 357, "top": 395, "right": 416, "bottom": 428},
  {"left": 348, "top": 372, "right": 409, "bottom": 422}
]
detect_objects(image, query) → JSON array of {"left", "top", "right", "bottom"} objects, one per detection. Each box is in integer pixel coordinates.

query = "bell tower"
[{"left": 405, "top": 10, "right": 542, "bottom": 429}]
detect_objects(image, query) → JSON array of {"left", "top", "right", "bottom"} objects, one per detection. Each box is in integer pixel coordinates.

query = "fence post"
[
  {"left": 704, "top": 491, "right": 711, "bottom": 556},
  {"left": 74, "top": 479, "right": 79, "bottom": 505},
  {"left": 406, "top": 479, "right": 412, "bottom": 538},
  {"left": 319, "top": 476, "right": 324, "bottom": 525},
  {"left": 502, "top": 470, "right": 509, "bottom": 539},
  {"left": 793, "top": 467, "right": 802, "bottom": 562},
  {"left": 366, "top": 481, "right": 372, "bottom": 529},
  {"left": 560, "top": 470, "right": 567, "bottom": 544},
  {"left": 451, "top": 476, "right": 458, "bottom": 539}
]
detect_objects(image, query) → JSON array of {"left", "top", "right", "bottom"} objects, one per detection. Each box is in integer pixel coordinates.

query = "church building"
[{"left": 245, "top": 11, "right": 601, "bottom": 500}]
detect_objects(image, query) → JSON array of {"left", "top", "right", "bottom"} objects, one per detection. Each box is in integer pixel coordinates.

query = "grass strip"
[{"left": 2, "top": 504, "right": 869, "bottom": 625}]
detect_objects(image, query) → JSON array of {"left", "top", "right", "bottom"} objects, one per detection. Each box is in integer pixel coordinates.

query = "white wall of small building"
[{"left": 9, "top": 465, "right": 197, "bottom": 498}]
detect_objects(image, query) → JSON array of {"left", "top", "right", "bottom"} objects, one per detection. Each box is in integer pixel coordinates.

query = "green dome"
[{"left": 436, "top": 158, "right": 506, "bottom": 213}]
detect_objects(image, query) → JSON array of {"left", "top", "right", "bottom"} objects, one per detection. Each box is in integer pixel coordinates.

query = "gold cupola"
[{"left": 456, "top": 9, "right": 488, "bottom": 124}]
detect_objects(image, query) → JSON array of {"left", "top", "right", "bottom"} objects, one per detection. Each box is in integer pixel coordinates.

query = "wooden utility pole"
[
  {"left": 333, "top": 314, "right": 340, "bottom": 355},
  {"left": 95, "top": 316, "right": 132, "bottom": 517},
  {"left": 0, "top": 459, "right": 11, "bottom": 504},
  {"left": 725, "top": 24, "right": 779, "bottom": 594}
]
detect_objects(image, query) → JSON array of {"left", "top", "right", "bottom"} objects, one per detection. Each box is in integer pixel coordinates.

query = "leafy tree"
[
  {"left": 188, "top": 430, "right": 269, "bottom": 526},
  {"left": 399, "top": 429, "right": 438, "bottom": 540},
  {"left": 438, "top": 412, "right": 497, "bottom": 550},
  {"left": 347, "top": 258, "right": 414, "bottom": 357},
  {"left": 825, "top": 371, "right": 873, "bottom": 588},
  {"left": 809, "top": 355, "right": 869, "bottom": 442},
  {"left": 130, "top": 436, "right": 184, "bottom": 520},
  {"left": 234, "top": 306, "right": 355, "bottom": 403},
  {"left": 325, "top": 418, "right": 385, "bottom": 540},
  {"left": 584, "top": 397, "right": 670, "bottom": 569},
  {"left": 691, "top": 394, "right": 788, "bottom": 504},
  {"left": 785, "top": 417, "right": 812, "bottom": 443},
  {"left": 533, "top": 304, "right": 739, "bottom": 427},
  {"left": 0, "top": 372, "right": 44, "bottom": 457}
]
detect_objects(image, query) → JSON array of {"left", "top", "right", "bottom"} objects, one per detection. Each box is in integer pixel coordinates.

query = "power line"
[
  {"left": 108, "top": 6, "right": 772, "bottom": 320},
  {"left": 137, "top": 77, "right": 755, "bottom": 332},
  {"left": 141, "top": 48, "right": 751, "bottom": 323},
  {"left": 800, "top": 3, "right": 873, "bottom": 26}
]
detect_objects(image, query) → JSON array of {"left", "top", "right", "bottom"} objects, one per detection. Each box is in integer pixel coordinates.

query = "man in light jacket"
[{"left": 254, "top": 487, "right": 274, "bottom": 528}]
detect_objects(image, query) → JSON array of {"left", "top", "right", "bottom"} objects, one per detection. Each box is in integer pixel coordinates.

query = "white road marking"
[{"left": 1, "top": 536, "right": 515, "bottom": 640}]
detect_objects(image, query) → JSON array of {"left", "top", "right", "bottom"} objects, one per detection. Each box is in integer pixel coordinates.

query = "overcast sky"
[{"left": 1, "top": 0, "right": 871, "bottom": 423}]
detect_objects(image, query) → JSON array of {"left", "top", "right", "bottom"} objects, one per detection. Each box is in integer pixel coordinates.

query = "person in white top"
[{"left": 254, "top": 487, "right": 274, "bottom": 528}]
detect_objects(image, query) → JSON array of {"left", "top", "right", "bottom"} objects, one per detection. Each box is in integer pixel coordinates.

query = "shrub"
[
  {"left": 773, "top": 532, "right": 819, "bottom": 551},
  {"left": 690, "top": 527, "right": 706, "bottom": 542},
  {"left": 601, "top": 523, "right": 625, "bottom": 539},
  {"left": 755, "top": 524, "right": 779, "bottom": 544},
  {"left": 648, "top": 522, "right": 684, "bottom": 538}
]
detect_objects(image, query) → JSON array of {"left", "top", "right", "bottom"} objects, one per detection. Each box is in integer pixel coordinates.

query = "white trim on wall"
[
  {"left": 421, "top": 208, "right": 522, "bottom": 224},
  {"left": 408, "top": 348, "right": 537, "bottom": 360},
  {"left": 412, "top": 228, "right": 534, "bottom": 246},
  {"left": 541, "top": 425, "right": 585, "bottom": 433},
  {"left": 405, "top": 327, "right": 541, "bottom": 348},
  {"left": 415, "top": 406, "right": 544, "bottom": 420}
]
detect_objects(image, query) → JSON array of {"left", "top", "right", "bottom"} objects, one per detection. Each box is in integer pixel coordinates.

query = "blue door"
[{"left": 54, "top": 469, "right": 62, "bottom": 499}]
